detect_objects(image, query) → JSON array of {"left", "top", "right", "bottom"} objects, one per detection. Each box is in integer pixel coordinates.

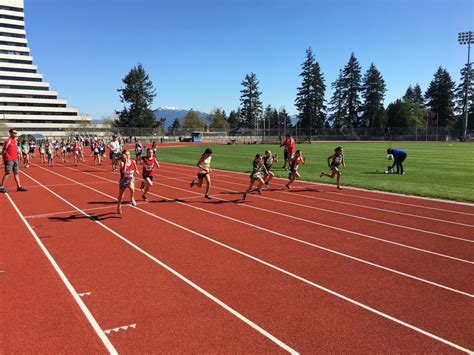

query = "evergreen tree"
[
  {"left": 240, "top": 72, "right": 263, "bottom": 129},
  {"left": 425, "top": 67, "right": 456, "bottom": 128},
  {"left": 413, "top": 84, "right": 424, "bottom": 106},
  {"left": 295, "top": 47, "right": 326, "bottom": 135},
  {"left": 270, "top": 108, "right": 280, "bottom": 130},
  {"left": 361, "top": 63, "right": 386, "bottom": 127},
  {"left": 454, "top": 63, "right": 474, "bottom": 129},
  {"left": 386, "top": 99, "right": 411, "bottom": 128},
  {"left": 328, "top": 70, "right": 346, "bottom": 132},
  {"left": 263, "top": 105, "right": 273, "bottom": 132},
  {"left": 182, "top": 109, "right": 205, "bottom": 130},
  {"left": 114, "top": 63, "right": 157, "bottom": 128},
  {"left": 227, "top": 109, "right": 241, "bottom": 129},
  {"left": 403, "top": 86, "right": 415, "bottom": 102},
  {"left": 278, "top": 107, "right": 292, "bottom": 137},
  {"left": 210, "top": 108, "right": 230, "bottom": 131},
  {"left": 169, "top": 118, "right": 181, "bottom": 135},
  {"left": 341, "top": 53, "right": 363, "bottom": 128}
]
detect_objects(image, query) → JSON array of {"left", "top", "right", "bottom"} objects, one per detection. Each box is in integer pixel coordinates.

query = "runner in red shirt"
[
  {"left": 0, "top": 129, "right": 27, "bottom": 193},
  {"left": 280, "top": 134, "right": 295, "bottom": 170},
  {"left": 117, "top": 150, "right": 139, "bottom": 214},
  {"left": 72, "top": 141, "right": 81, "bottom": 167},
  {"left": 140, "top": 148, "right": 160, "bottom": 201}
]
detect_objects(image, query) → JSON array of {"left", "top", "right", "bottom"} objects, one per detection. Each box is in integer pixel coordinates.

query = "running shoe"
[
  {"left": 319, "top": 172, "right": 324, "bottom": 177},
  {"left": 131, "top": 199, "right": 137, "bottom": 207},
  {"left": 204, "top": 194, "right": 212, "bottom": 199},
  {"left": 17, "top": 187, "right": 27, "bottom": 192},
  {"left": 0, "top": 187, "right": 7, "bottom": 193},
  {"left": 190, "top": 180, "right": 195, "bottom": 188},
  {"left": 285, "top": 184, "right": 290, "bottom": 190},
  {"left": 257, "top": 188, "right": 262, "bottom": 195},
  {"left": 242, "top": 192, "right": 246, "bottom": 201}
]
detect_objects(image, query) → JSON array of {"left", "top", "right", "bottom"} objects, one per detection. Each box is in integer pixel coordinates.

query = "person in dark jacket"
[{"left": 387, "top": 148, "right": 407, "bottom": 175}]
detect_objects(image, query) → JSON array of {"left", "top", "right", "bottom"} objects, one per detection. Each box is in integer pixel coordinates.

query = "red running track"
[{"left": 1, "top": 157, "right": 473, "bottom": 353}]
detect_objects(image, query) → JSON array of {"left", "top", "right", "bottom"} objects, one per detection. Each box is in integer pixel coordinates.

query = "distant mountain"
[{"left": 153, "top": 107, "right": 210, "bottom": 129}]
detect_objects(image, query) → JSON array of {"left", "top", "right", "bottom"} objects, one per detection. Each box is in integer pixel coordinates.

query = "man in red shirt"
[
  {"left": 0, "top": 129, "right": 27, "bottom": 193},
  {"left": 280, "top": 134, "right": 296, "bottom": 170}
]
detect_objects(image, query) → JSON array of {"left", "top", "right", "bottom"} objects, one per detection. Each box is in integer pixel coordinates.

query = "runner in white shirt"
[{"left": 107, "top": 135, "right": 121, "bottom": 172}]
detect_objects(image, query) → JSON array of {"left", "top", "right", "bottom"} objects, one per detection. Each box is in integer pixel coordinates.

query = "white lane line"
[
  {"left": 71, "top": 165, "right": 473, "bottom": 298},
  {"left": 160, "top": 161, "right": 474, "bottom": 211},
  {"left": 162, "top": 165, "right": 474, "bottom": 234},
  {"left": 31, "top": 167, "right": 473, "bottom": 354},
  {"left": 4, "top": 194, "right": 118, "bottom": 355},
  {"left": 21, "top": 171, "right": 298, "bottom": 355},
  {"left": 22, "top": 181, "right": 110, "bottom": 189},
  {"left": 162, "top": 174, "right": 474, "bottom": 264},
  {"left": 78, "top": 292, "right": 92, "bottom": 297}
]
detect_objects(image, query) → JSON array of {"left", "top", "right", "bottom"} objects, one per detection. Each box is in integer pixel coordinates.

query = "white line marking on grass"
[
  {"left": 5, "top": 194, "right": 118, "bottom": 355},
  {"left": 21, "top": 170, "right": 298, "bottom": 355},
  {"left": 31, "top": 168, "right": 473, "bottom": 354},
  {"left": 72, "top": 166, "right": 474, "bottom": 298}
]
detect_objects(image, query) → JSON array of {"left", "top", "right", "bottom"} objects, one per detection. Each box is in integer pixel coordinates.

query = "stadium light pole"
[{"left": 458, "top": 31, "right": 473, "bottom": 141}]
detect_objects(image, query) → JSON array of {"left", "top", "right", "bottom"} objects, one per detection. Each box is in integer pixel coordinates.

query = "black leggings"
[{"left": 393, "top": 154, "right": 407, "bottom": 174}]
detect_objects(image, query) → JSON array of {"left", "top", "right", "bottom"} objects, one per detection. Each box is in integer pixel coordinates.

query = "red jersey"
[
  {"left": 284, "top": 137, "right": 295, "bottom": 154},
  {"left": 122, "top": 160, "right": 137, "bottom": 180},
  {"left": 142, "top": 157, "right": 157, "bottom": 177},
  {"left": 290, "top": 156, "right": 303, "bottom": 172},
  {"left": 73, "top": 144, "right": 81, "bottom": 154},
  {"left": 3, "top": 137, "right": 18, "bottom": 161}
]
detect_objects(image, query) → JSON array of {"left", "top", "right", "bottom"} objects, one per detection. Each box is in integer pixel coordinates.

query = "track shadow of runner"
[
  {"left": 87, "top": 201, "right": 118, "bottom": 205},
  {"left": 49, "top": 212, "right": 120, "bottom": 222},
  {"left": 149, "top": 199, "right": 187, "bottom": 203},
  {"left": 201, "top": 199, "right": 241, "bottom": 204}
]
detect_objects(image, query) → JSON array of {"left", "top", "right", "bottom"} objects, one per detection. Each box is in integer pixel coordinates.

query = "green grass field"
[{"left": 153, "top": 142, "right": 474, "bottom": 203}]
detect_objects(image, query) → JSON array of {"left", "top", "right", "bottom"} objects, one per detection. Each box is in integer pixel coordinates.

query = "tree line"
[{"left": 114, "top": 50, "right": 473, "bottom": 135}]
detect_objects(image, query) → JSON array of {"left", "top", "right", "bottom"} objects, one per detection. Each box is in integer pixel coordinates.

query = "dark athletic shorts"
[
  {"left": 4, "top": 159, "right": 19, "bottom": 174},
  {"left": 197, "top": 172, "right": 208, "bottom": 180}
]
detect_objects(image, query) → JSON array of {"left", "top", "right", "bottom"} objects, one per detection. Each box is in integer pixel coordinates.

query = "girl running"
[
  {"left": 320, "top": 146, "right": 345, "bottom": 190},
  {"left": 140, "top": 148, "right": 160, "bottom": 201},
  {"left": 39, "top": 141, "right": 46, "bottom": 164},
  {"left": 72, "top": 141, "right": 81, "bottom": 167},
  {"left": 117, "top": 150, "right": 139, "bottom": 214},
  {"left": 243, "top": 154, "right": 268, "bottom": 201},
  {"left": 285, "top": 150, "right": 305, "bottom": 189},
  {"left": 190, "top": 148, "right": 212, "bottom": 199},
  {"left": 263, "top": 150, "right": 278, "bottom": 188},
  {"left": 29, "top": 140, "right": 36, "bottom": 159},
  {"left": 135, "top": 140, "right": 144, "bottom": 164},
  {"left": 61, "top": 140, "right": 67, "bottom": 164},
  {"left": 47, "top": 142, "right": 54, "bottom": 166},
  {"left": 21, "top": 140, "right": 30, "bottom": 168}
]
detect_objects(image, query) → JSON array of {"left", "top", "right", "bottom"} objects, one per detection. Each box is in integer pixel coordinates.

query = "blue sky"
[{"left": 26, "top": 0, "right": 473, "bottom": 119}]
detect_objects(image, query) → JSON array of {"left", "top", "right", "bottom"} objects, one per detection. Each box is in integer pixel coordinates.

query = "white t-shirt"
[{"left": 108, "top": 140, "right": 120, "bottom": 153}]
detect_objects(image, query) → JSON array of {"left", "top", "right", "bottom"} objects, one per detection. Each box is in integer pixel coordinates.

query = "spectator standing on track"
[
  {"left": 242, "top": 153, "right": 268, "bottom": 201},
  {"left": 117, "top": 150, "right": 139, "bottom": 214},
  {"left": 387, "top": 148, "right": 407, "bottom": 175},
  {"left": 285, "top": 150, "right": 305, "bottom": 189},
  {"left": 190, "top": 147, "right": 213, "bottom": 199},
  {"left": 280, "top": 134, "right": 295, "bottom": 170},
  {"left": 140, "top": 148, "right": 160, "bottom": 201},
  {"left": 320, "top": 146, "right": 346, "bottom": 190},
  {"left": 107, "top": 135, "right": 121, "bottom": 172},
  {"left": 0, "top": 129, "right": 27, "bottom": 193}
]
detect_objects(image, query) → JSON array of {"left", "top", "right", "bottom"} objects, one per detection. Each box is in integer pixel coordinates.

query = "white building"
[{"left": 0, "top": 0, "right": 90, "bottom": 137}]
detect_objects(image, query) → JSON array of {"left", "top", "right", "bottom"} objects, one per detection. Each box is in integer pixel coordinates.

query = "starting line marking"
[{"left": 104, "top": 323, "right": 137, "bottom": 335}]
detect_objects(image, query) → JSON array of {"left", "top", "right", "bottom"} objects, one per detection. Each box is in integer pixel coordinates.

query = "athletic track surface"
[{"left": 1, "top": 155, "right": 473, "bottom": 354}]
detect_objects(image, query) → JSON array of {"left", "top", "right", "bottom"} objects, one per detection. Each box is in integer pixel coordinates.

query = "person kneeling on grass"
[
  {"left": 117, "top": 150, "right": 139, "bottom": 214},
  {"left": 243, "top": 154, "right": 268, "bottom": 200},
  {"left": 320, "top": 146, "right": 345, "bottom": 190},
  {"left": 190, "top": 148, "right": 213, "bottom": 199},
  {"left": 140, "top": 148, "right": 160, "bottom": 201},
  {"left": 285, "top": 150, "right": 305, "bottom": 189}
]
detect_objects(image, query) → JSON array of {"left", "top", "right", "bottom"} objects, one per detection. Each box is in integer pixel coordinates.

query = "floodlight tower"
[{"left": 458, "top": 31, "right": 473, "bottom": 141}]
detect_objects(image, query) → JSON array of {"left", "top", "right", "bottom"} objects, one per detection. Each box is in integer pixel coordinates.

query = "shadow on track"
[{"left": 49, "top": 212, "right": 120, "bottom": 222}]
